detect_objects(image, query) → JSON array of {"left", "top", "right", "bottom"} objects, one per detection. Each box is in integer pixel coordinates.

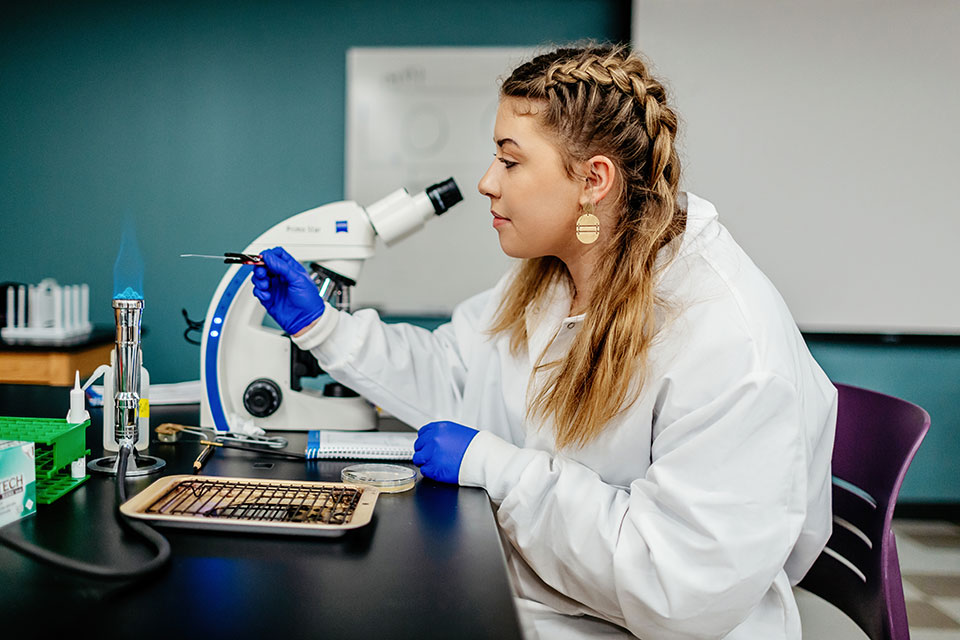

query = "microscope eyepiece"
[
  {"left": 426, "top": 178, "right": 463, "bottom": 215},
  {"left": 365, "top": 177, "right": 463, "bottom": 246}
]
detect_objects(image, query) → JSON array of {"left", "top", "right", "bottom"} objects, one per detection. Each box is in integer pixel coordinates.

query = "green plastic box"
[{"left": 0, "top": 417, "right": 90, "bottom": 504}]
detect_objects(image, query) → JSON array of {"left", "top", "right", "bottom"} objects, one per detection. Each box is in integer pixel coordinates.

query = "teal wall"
[
  {"left": 806, "top": 340, "right": 960, "bottom": 503},
  {"left": 2, "top": 2, "right": 956, "bottom": 503},
  {"left": 0, "top": 0, "right": 624, "bottom": 381}
]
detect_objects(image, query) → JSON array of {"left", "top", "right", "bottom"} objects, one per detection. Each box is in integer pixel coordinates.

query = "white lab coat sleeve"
[
  {"left": 292, "top": 289, "right": 493, "bottom": 429},
  {"left": 458, "top": 371, "right": 808, "bottom": 640}
]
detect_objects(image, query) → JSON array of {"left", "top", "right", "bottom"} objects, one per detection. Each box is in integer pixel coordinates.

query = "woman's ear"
[{"left": 580, "top": 155, "right": 616, "bottom": 206}]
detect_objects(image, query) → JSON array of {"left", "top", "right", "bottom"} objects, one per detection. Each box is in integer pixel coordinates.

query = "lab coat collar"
[
  {"left": 524, "top": 277, "right": 581, "bottom": 370},
  {"left": 675, "top": 192, "right": 719, "bottom": 258}
]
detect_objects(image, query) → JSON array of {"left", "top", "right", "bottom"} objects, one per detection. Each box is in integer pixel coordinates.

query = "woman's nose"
[{"left": 477, "top": 160, "right": 498, "bottom": 199}]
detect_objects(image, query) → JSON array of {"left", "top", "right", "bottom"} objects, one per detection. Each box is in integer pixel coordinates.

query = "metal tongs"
[
  {"left": 180, "top": 252, "right": 265, "bottom": 266},
  {"left": 223, "top": 252, "right": 265, "bottom": 265},
  {"left": 156, "top": 423, "right": 289, "bottom": 449}
]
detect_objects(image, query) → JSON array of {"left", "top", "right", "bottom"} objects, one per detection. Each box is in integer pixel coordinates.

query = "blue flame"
[
  {"left": 114, "top": 286, "right": 143, "bottom": 300},
  {"left": 113, "top": 218, "right": 144, "bottom": 300}
]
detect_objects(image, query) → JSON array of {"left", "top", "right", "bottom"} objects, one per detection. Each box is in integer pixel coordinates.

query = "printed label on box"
[{"left": 0, "top": 440, "right": 37, "bottom": 527}]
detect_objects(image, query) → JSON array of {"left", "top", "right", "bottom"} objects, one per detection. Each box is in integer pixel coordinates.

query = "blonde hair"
[{"left": 488, "top": 44, "right": 686, "bottom": 449}]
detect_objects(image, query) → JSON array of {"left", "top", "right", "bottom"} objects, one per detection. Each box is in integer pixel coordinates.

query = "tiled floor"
[
  {"left": 795, "top": 518, "right": 960, "bottom": 639},
  {"left": 895, "top": 519, "right": 960, "bottom": 640}
]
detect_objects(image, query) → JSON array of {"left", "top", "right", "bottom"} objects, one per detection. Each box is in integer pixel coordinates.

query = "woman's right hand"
[{"left": 251, "top": 246, "right": 325, "bottom": 336}]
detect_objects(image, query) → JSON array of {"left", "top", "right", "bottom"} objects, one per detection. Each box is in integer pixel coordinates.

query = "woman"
[{"left": 252, "top": 44, "right": 837, "bottom": 640}]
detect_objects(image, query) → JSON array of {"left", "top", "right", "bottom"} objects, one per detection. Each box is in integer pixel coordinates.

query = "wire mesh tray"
[{"left": 120, "top": 475, "right": 378, "bottom": 537}]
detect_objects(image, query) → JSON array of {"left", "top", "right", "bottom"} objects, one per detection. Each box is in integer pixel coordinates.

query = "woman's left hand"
[{"left": 413, "top": 421, "right": 479, "bottom": 484}]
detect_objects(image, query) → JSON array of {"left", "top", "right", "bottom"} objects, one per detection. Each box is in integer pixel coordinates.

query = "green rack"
[{"left": 0, "top": 416, "right": 90, "bottom": 504}]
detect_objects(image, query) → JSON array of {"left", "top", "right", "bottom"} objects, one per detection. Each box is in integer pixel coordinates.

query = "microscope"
[{"left": 199, "top": 178, "right": 463, "bottom": 433}]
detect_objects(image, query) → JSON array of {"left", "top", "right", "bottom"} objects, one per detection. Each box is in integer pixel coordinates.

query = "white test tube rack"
[{"left": 2, "top": 279, "right": 93, "bottom": 346}]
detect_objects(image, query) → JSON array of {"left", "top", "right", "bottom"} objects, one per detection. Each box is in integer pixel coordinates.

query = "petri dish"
[{"left": 341, "top": 463, "right": 418, "bottom": 493}]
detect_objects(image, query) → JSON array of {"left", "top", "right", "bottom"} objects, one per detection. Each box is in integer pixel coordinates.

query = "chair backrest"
[{"left": 798, "top": 383, "right": 930, "bottom": 640}]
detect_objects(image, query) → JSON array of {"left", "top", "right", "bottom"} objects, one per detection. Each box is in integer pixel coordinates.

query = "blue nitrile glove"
[
  {"left": 412, "top": 421, "right": 479, "bottom": 484},
  {"left": 251, "top": 246, "right": 325, "bottom": 335}
]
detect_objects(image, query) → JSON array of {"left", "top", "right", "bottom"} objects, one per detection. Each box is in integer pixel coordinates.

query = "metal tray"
[{"left": 120, "top": 474, "right": 378, "bottom": 537}]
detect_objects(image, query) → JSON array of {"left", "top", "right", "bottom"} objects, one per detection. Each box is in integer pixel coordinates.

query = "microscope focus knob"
[{"left": 243, "top": 378, "right": 282, "bottom": 417}]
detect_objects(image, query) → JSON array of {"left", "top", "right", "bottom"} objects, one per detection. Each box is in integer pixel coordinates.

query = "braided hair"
[{"left": 488, "top": 44, "right": 687, "bottom": 449}]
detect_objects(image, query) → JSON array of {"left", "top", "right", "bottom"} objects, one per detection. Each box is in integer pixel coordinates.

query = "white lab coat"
[{"left": 294, "top": 193, "right": 838, "bottom": 640}]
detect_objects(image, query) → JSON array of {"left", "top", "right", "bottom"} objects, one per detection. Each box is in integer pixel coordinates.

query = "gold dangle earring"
[{"left": 576, "top": 202, "right": 600, "bottom": 244}]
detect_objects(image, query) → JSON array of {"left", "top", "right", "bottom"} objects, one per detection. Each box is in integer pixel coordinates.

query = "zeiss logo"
[{"left": 335, "top": 220, "right": 348, "bottom": 233}]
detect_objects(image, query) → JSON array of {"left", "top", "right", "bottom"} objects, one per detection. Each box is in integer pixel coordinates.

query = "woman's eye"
[{"left": 495, "top": 154, "right": 518, "bottom": 169}]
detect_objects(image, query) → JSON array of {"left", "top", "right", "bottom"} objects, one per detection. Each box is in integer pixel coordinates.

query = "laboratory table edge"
[{"left": 0, "top": 385, "right": 523, "bottom": 640}]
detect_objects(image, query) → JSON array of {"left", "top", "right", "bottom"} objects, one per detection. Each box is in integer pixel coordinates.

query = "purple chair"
[{"left": 798, "top": 383, "right": 931, "bottom": 640}]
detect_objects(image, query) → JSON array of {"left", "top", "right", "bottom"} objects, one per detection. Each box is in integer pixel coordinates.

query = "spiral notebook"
[{"left": 306, "top": 430, "right": 417, "bottom": 460}]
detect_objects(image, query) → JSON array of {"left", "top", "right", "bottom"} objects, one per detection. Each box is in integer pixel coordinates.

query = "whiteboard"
[
  {"left": 345, "top": 47, "right": 535, "bottom": 314},
  {"left": 633, "top": 0, "right": 960, "bottom": 334}
]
